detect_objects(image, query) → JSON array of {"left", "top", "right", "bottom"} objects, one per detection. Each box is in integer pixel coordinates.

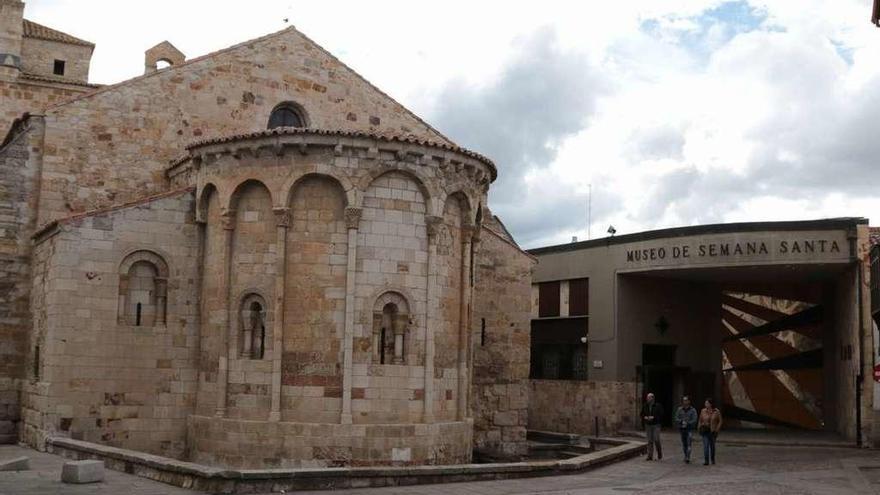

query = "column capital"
[
  {"left": 461, "top": 223, "right": 477, "bottom": 244},
  {"left": 344, "top": 207, "right": 363, "bottom": 229},
  {"left": 425, "top": 215, "right": 443, "bottom": 240},
  {"left": 273, "top": 207, "right": 291, "bottom": 228},
  {"left": 220, "top": 209, "right": 236, "bottom": 230}
]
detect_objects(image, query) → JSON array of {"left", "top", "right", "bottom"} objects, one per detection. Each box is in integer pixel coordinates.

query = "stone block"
[
  {"left": 0, "top": 456, "right": 29, "bottom": 471},
  {"left": 61, "top": 460, "right": 104, "bottom": 484}
]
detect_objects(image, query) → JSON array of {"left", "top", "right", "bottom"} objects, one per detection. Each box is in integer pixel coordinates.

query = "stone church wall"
[
  {"left": 0, "top": 79, "right": 91, "bottom": 131},
  {"left": 0, "top": 116, "right": 45, "bottom": 443},
  {"left": 22, "top": 190, "right": 200, "bottom": 458},
  {"left": 471, "top": 224, "right": 533, "bottom": 458},
  {"left": 36, "top": 27, "right": 450, "bottom": 226},
  {"left": 353, "top": 171, "right": 431, "bottom": 424},
  {"left": 282, "top": 176, "right": 348, "bottom": 423}
]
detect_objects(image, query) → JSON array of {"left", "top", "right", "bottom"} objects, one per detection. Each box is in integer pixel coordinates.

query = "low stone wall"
[
  {"left": 47, "top": 436, "right": 645, "bottom": 493},
  {"left": 529, "top": 380, "right": 639, "bottom": 436},
  {"left": 187, "top": 415, "right": 473, "bottom": 469}
]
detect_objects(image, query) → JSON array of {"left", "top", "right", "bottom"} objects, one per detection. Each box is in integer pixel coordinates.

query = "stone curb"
[{"left": 46, "top": 436, "right": 646, "bottom": 492}]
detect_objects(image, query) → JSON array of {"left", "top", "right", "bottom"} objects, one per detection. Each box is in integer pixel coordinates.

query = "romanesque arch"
[
  {"left": 372, "top": 291, "right": 411, "bottom": 365},
  {"left": 357, "top": 165, "right": 439, "bottom": 216},
  {"left": 282, "top": 172, "right": 354, "bottom": 209},
  {"left": 227, "top": 178, "right": 275, "bottom": 212},
  {"left": 117, "top": 250, "right": 169, "bottom": 327},
  {"left": 196, "top": 182, "right": 219, "bottom": 223},
  {"left": 239, "top": 292, "right": 269, "bottom": 359}
]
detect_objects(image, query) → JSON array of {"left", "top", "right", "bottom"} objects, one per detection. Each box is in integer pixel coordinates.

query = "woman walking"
[{"left": 699, "top": 398, "right": 722, "bottom": 465}]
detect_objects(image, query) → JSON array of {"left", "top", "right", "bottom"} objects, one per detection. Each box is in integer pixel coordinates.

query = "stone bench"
[
  {"left": 61, "top": 460, "right": 104, "bottom": 484},
  {"left": 0, "top": 456, "right": 29, "bottom": 471}
]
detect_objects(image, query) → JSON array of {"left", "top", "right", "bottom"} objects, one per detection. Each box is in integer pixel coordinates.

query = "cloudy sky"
[{"left": 25, "top": 0, "right": 880, "bottom": 248}]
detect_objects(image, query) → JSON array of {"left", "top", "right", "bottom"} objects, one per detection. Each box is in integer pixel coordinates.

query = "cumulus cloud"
[
  {"left": 430, "top": 27, "right": 608, "bottom": 246},
  {"left": 626, "top": 124, "right": 687, "bottom": 162},
  {"left": 632, "top": 19, "right": 880, "bottom": 227}
]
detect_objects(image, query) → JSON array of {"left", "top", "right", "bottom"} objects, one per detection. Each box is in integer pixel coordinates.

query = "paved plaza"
[{"left": 3, "top": 434, "right": 880, "bottom": 494}]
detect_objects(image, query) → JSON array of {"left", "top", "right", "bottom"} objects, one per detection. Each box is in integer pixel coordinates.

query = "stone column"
[
  {"left": 270, "top": 207, "right": 289, "bottom": 422},
  {"left": 240, "top": 307, "right": 253, "bottom": 358},
  {"left": 216, "top": 209, "right": 235, "bottom": 418},
  {"left": 423, "top": 215, "right": 442, "bottom": 423},
  {"left": 341, "top": 206, "right": 362, "bottom": 424},
  {"left": 117, "top": 274, "right": 128, "bottom": 324},
  {"left": 392, "top": 314, "right": 406, "bottom": 365},
  {"left": 457, "top": 223, "right": 475, "bottom": 421},
  {"left": 466, "top": 228, "right": 480, "bottom": 418},
  {"left": 155, "top": 278, "right": 167, "bottom": 327}
]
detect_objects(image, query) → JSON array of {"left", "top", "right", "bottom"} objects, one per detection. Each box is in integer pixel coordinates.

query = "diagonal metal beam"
[
  {"left": 722, "top": 304, "right": 822, "bottom": 342},
  {"left": 723, "top": 348, "right": 823, "bottom": 372},
  {"left": 720, "top": 403, "right": 807, "bottom": 429}
]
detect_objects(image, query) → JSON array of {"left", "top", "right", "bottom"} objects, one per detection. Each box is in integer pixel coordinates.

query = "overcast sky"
[{"left": 25, "top": 0, "right": 880, "bottom": 248}]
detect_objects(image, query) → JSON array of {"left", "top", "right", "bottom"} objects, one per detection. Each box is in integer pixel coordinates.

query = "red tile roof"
[
  {"left": 184, "top": 127, "right": 497, "bottom": 180},
  {"left": 22, "top": 19, "right": 94, "bottom": 48}
]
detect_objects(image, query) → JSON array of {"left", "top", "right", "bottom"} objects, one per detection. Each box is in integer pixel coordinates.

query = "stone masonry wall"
[
  {"left": 0, "top": 116, "right": 44, "bottom": 443},
  {"left": 20, "top": 37, "right": 92, "bottom": 84},
  {"left": 0, "top": 79, "right": 90, "bottom": 131},
  {"left": 283, "top": 176, "right": 347, "bottom": 423},
  {"left": 353, "top": 172, "right": 431, "bottom": 424},
  {"left": 471, "top": 223, "right": 533, "bottom": 459},
  {"left": 188, "top": 416, "right": 472, "bottom": 468},
  {"left": 226, "top": 181, "right": 276, "bottom": 421},
  {"left": 528, "top": 380, "right": 639, "bottom": 437},
  {"left": 188, "top": 130, "right": 492, "bottom": 430},
  {"left": 37, "top": 26, "right": 450, "bottom": 225},
  {"left": 22, "top": 190, "right": 200, "bottom": 457}
]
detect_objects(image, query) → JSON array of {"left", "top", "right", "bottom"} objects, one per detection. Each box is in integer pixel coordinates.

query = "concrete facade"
[
  {"left": 529, "top": 219, "right": 875, "bottom": 445},
  {"left": 0, "top": 4, "right": 533, "bottom": 469}
]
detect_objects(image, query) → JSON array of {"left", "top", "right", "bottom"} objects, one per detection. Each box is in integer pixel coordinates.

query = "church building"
[{"left": 0, "top": 0, "right": 533, "bottom": 468}]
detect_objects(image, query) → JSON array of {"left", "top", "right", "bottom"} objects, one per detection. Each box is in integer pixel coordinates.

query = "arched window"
[
  {"left": 268, "top": 102, "right": 307, "bottom": 129},
  {"left": 240, "top": 294, "right": 268, "bottom": 359},
  {"left": 372, "top": 292, "right": 410, "bottom": 365},
  {"left": 118, "top": 251, "right": 169, "bottom": 327}
]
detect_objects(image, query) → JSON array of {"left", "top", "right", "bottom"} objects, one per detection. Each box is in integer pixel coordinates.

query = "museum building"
[{"left": 527, "top": 218, "right": 877, "bottom": 445}]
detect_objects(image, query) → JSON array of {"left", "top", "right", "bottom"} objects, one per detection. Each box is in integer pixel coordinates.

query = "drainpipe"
[{"left": 857, "top": 261, "right": 865, "bottom": 448}]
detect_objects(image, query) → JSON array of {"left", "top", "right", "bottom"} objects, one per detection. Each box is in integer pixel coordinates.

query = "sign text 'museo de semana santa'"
[{"left": 625, "top": 238, "right": 843, "bottom": 264}]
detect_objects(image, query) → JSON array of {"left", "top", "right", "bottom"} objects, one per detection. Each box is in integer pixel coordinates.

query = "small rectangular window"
[
  {"left": 53, "top": 59, "right": 65, "bottom": 76},
  {"left": 538, "top": 281, "right": 560, "bottom": 318},
  {"left": 33, "top": 345, "right": 40, "bottom": 379},
  {"left": 568, "top": 278, "right": 589, "bottom": 316}
]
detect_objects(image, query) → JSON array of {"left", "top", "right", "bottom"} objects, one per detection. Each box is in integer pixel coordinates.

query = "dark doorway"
[{"left": 641, "top": 344, "right": 678, "bottom": 426}]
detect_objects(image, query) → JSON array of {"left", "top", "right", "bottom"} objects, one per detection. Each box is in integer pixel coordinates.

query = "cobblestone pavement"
[
  {"left": 3, "top": 436, "right": 880, "bottom": 495},
  {"left": 293, "top": 438, "right": 880, "bottom": 495},
  {"left": 0, "top": 445, "right": 192, "bottom": 495}
]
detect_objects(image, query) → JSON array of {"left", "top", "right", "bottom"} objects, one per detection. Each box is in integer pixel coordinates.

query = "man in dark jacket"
[
  {"left": 674, "top": 395, "right": 698, "bottom": 463},
  {"left": 642, "top": 392, "right": 664, "bottom": 460}
]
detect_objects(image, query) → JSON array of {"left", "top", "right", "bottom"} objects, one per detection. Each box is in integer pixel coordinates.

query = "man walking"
[
  {"left": 642, "top": 392, "right": 664, "bottom": 461},
  {"left": 674, "top": 396, "right": 698, "bottom": 463}
]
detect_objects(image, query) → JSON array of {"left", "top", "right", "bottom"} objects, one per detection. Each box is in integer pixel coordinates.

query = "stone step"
[
  {"left": 61, "top": 460, "right": 105, "bottom": 484},
  {"left": 0, "top": 456, "right": 29, "bottom": 471},
  {"left": 0, "top": 434, "right": 17, "bottom": 445}
]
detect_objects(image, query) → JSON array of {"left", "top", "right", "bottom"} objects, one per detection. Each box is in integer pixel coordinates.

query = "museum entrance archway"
[{"left": 620, "top": 261, "right": 856, "bottom": 434}]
